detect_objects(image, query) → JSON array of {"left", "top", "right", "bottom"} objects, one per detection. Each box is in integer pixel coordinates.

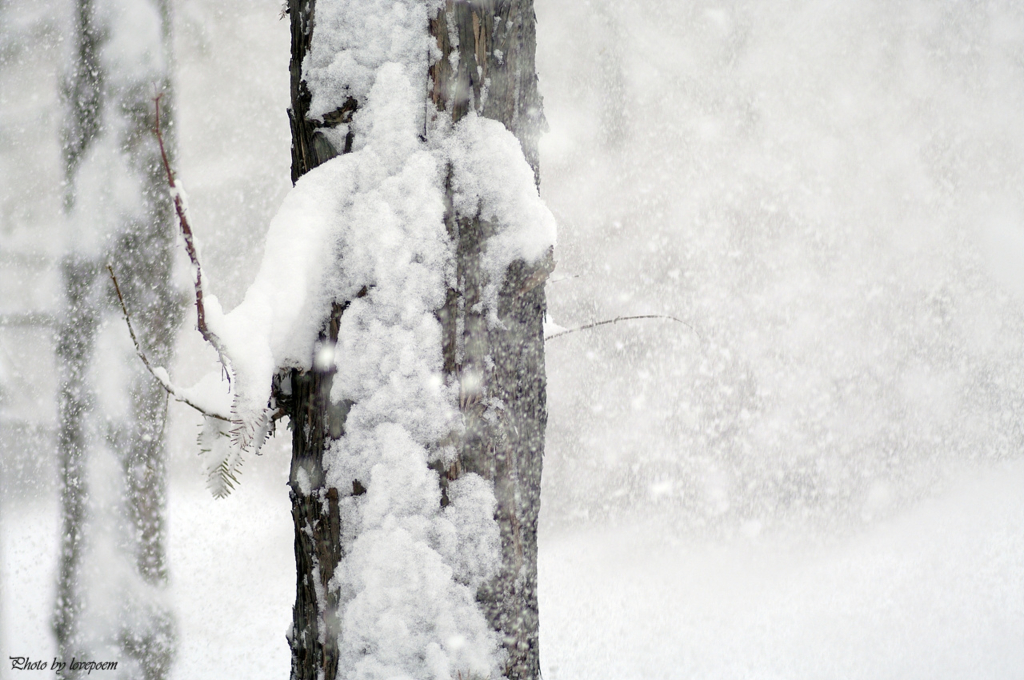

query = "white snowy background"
[{"left": 2, "top": 0, "right": 1023, "bottom": 679}]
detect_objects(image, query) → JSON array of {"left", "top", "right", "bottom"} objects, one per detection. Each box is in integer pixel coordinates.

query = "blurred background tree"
[{"left": 53, "top": 0, "right": 180, "bottom": 676}]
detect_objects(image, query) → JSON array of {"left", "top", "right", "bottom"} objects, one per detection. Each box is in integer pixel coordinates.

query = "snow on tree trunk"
[
  {"left": 268, "top": 1, "right": 554, "bottom": 678},
  {"left": 56, "top": 0, "right": 180, "bottom": 677}
]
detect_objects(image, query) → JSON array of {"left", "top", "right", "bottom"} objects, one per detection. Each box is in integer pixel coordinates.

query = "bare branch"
[
  {"left": 544, "top": 314, "right": 700, "bottom": 341},
  {"left": 107, "top": 264, "right": 230, "bottom": 422},
  {"left": 154, "top": 93, "right": 233, "bottom": 383}
]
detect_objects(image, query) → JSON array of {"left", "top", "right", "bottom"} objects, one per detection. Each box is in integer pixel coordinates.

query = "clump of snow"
[
  {"left": 170, "top": 368, "right": 232, "bottom": 419},
  {"left": 443, "top": 114, "right": 558, "bottom": 320},
  {"left": 334, "top": 429, "right": 499, "bottom": 680},
  {"left": 438, "top": 475, "right": 501, "bottom": 589},
  {"left": 317, "top": 64, "right": 499, "bottom": 680},
  {"left": 199, "top": 153, "right": 348, "bottom": 448},
  {"left": 543, "top": 314, "right": 568, "bottom": 339},
  {"left": 303, "top": 0, "right": 443, "bottom": 123}
]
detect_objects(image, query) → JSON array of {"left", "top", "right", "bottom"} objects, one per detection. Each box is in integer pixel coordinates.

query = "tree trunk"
[
  {"left": 56, "top": 1, "right": 180, "bottom": 677},
  {"left": 284, "top": 2, "right": 548, "bottom": 679},
  {"left": 429, "top": 3, "right": 549, "bottom": 678}
]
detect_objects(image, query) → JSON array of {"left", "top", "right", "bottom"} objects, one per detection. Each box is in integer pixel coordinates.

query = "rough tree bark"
[
  {"left": 283, "top": 2, "right": 548, "bottom": 679},
  {"left": 281, "top": 3, "right": 344, "bottom": 679},
  {"left": 429, "top": 4, "right": 550, "bottom": 679},
  {"left": 55, "top": 1, "right": 180, "bottom": 677}
]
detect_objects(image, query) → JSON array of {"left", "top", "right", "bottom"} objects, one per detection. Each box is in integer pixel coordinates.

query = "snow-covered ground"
[
  {"left": 540, "top": 461, "right": 1024, "bottom": 680},
  {"left": 4, "top": 460, "right": 1021, "bottom": 679}
]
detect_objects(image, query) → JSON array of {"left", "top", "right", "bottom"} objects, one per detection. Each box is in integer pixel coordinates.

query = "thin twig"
[
  {"left": 545, "top": 314, "right": 700, "bottom": 341},
  {"left": 154, "top": 93, "right": 233, "bottom": 384},
  {"left": 108, "top": 264, "right": 231, "bottom": 422}
]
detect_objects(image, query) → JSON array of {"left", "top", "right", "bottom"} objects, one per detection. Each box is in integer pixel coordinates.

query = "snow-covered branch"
[{"left": 154, "top": 93, "right": 233, "bottom": 384}]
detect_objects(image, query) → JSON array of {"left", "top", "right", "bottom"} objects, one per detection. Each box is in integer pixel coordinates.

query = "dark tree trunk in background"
[
  {"left": 284, "top": 2, "right": 547, "bottom": 679},
  {"left": 54, "top": 1, "right": 100, "bottom": 663},
  {"left": 56, "top": 1, "right": 180, "bottom": 677}
]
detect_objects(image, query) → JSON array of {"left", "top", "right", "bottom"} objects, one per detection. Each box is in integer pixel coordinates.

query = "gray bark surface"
[{"left": 430, "top": 3, "right": 549, "bottom": 678}]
